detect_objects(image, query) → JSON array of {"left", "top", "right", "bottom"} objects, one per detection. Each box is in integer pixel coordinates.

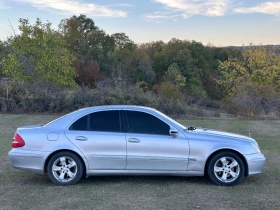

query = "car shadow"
[
  {"left": 80, "top": 175, "right": 211, "bottom": 186},
  {"left": 19, "top": 172, "right": 212, "bottom": 186},
  {"left": 15, "top": 170, "right": 263, "bottom": 187}
]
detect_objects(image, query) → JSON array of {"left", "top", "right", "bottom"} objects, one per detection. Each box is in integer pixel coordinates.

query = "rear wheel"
[
  {"left": 47, "top": 151, "right": 84, "bottom": 186},
  {"left": 207, "top": 151, "right": 245, "bottom": 186}
]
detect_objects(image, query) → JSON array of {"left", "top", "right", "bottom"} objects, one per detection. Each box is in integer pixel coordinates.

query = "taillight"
[{"left": 12, "top": 133, "right": 25, "bottom": 148}]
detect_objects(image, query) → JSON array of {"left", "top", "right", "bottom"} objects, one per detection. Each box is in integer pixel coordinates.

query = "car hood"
[{"left": 189, "top": 128, "right": 255, "bottom": 142}]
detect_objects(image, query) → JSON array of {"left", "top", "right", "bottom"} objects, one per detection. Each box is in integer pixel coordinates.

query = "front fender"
[{"left": 187, "top": 139, "right": 256, "bottom": 172}]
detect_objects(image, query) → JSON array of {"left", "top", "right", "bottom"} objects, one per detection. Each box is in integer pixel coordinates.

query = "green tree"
[
  {"left": 153, "top": 51, "right": 169, "bottom": 79},
  {"left": 157, "top": 82, "right": 184, "bottom": 102},
  {"left": 151, "top": 39, "right": 207, "bottom": 97},
  {"left": 164, "top": 63, "right": 186, "bottom": 89},
  {"left": 2, "top": 18, "right": 76, "bottom": 86},
  {"left": 0, "top": 40, "right": 10, "bottom": 77},
  {"left": 60, "top": 15, "right": 115, "bottom": 60},
  {"left": 112, "top": 33, "right": 136, "bottom": 51},
  {"left": 218, "top": 44, "right": 280, "bottom": 95},
  {"left": 137, "top": 58, "right": 156, "bottom": 84}
]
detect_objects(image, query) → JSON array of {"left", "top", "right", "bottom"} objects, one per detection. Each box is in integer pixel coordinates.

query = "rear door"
[
  {"left": 125, "top": 110, "right": 189, "bottom": 171},
  {"left": 65, "top": 110, "right": 126, "bottom": 170}
]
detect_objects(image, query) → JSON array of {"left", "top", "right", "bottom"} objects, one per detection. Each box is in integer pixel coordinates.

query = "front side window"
[
  {"left": 125, "top": 111, "right": 170, "bottom": 135},
  {"left": 69, "top": 110, "right": 121, "bottom": 132}
]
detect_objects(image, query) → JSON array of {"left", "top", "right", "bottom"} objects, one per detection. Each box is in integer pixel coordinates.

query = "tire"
[
  {"left": 47, "top": 151, "right": 84, "bottom": 186},
  {"left": 207, "top": 151, "right": 245, "bottom": 186}
]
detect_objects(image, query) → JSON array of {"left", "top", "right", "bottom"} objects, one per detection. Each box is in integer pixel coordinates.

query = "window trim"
[
  {"left": 124, "top": 110, "right": 171, "bottom": 136},
  {"left": 120, "top": 110, "right": 128, "bottom": 133}
]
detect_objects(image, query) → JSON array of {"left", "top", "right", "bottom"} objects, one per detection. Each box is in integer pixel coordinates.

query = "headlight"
[{"left": 251, "top": 142, "right": 262, "bottom": 154}]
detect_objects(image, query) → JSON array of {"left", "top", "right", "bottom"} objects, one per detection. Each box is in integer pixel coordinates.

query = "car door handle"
[
  {"left": 75, "top": 136, "right": 88, "bottom": 141},
  {"left": 127, "top": 138, "right": 141, "bottom": 143}
]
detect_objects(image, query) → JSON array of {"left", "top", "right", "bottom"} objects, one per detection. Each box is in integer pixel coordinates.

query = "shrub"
[
  {"left": 197, "top": 98, "right": 221, "bottom": 109},
  {"left": 73, "top": 59, "right": 102, "bottom": 88},
  {"left": 223, "top": 83, "right": 280, "bottom": 117},
  {"left": 1, "top": 82, "right": 188, "bottom": 116},
  {"left": 156, "top": 82, "right": 185, "bottom": 103}
]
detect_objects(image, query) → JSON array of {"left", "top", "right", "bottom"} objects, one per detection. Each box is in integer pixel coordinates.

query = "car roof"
[
  {"left": 78, "top": 105, "right": 156, "bottom": 112},
  {"left": 44, "top": 105, "right": 186, "bottom": 130}
]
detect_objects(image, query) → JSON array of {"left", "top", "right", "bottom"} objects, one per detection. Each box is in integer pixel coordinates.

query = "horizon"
[{"left": 0, "top": 0, "right": 280, "bottom": 47}]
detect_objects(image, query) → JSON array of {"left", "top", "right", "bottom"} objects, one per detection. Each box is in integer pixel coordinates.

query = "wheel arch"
[
  {"left": 44, "top": 149, "right": 87, "bottom": 176},
  {"left": 204, "top": 149, "right": 249, "bottom": 177}
]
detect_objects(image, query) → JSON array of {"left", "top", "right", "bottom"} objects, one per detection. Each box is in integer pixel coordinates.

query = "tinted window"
[
  {"left": 126, "top": 111, "right": 170, "bottom": 135},
  {"left": 89, "top": 111, "right": 120, "bottom": 132},
  {"left": 69, "top": 115, "right": 88, "bottom": 131},
  {"left": 69, "top": 111, "right": 121, "bottom": 132}
]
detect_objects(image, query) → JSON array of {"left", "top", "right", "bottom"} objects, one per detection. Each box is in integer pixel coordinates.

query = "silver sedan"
[{"left": 8, "top": 105, "right": 265, "bottom": 186}]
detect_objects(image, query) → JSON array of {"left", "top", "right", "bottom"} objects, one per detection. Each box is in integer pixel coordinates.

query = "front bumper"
[
  {"left": 8, "top": 149, "right": 49, "bottom": 174},
  {"left": 244, "top": 153, "right": 266, "bottom": 176}
]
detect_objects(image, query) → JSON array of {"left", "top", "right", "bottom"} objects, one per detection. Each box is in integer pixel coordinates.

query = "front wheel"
[
  {"left": 47, "top": 152, "right": 84, "bottom": 186},
  {"left": 207, "top": 151, "right": 245, "bottom": 186}
]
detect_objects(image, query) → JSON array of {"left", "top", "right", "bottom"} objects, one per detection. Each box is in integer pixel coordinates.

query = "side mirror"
[{"left": 169, "top": 128, "right": 179, "bottom": 138}]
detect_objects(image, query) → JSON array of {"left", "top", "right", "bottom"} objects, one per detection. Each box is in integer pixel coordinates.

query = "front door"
[{"left": 125, "top": 110, "right": 189, "bottom": 171}]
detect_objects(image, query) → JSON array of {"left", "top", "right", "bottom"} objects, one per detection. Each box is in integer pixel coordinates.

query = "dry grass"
[{"left": 0, "top": 114, "right": 279, "bottom": 210}]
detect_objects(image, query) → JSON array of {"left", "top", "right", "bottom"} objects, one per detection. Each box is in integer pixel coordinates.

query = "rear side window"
[
  {"left": 69, "top": 111, "right": 121, "bottom": 132},
  {"left": 125, "top": 111, "right": 170, "bottom": 135},
  {"left": 89, "top": 111, "right": 120, "bottom": 132},
  {"left": 69, "top": 115, "right": 88, "bottom": 131}
]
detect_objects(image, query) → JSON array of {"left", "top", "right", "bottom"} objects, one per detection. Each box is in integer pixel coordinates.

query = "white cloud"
[
  {"left": 0, "top": 2, "right": 10, "bottom": 9},
  {"left": 149, "top": 0, "right": 280, "bottom": 20},
  {"left": 234, "top": 2, "right": 280, "bottom": 15},
  {"left": 150, "top": 0, "right": 232, "bottom": 18},
  {"left": 119, "top": 4, "right": 134, "bottom": 7},
  {"left": 107, "top": 3, "right": 134, "bottom": 8},
  {"left": 16, "top": 0, "right": 126, "bottom": 17},
  {"left": 144, "top": 11, "right": 190, "bottom": 22}
]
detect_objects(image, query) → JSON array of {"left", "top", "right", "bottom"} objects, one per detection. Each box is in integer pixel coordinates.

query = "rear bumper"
[
  {"left": 8, "top": 149, "right": 49, "bottom": 174},
  {"left": 244, "top": 153, "right": 266, "bottom": 176}
]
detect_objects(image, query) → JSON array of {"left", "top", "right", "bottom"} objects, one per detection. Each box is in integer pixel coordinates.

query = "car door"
[
  {"left": 125, "top": 110, "right": 189, "bottom": 171},
  {"left": 65, "top": 110, "right": 126, "bottom": 170}
]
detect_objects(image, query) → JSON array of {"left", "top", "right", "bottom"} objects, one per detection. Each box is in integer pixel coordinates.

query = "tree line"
[{"left": 0, "top": 15, "right": 280, "bottom": 116}]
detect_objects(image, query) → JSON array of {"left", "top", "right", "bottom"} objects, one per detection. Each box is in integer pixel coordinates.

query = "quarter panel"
[{"left": 15, "top": 127, "right": 89, "bottom": 170}]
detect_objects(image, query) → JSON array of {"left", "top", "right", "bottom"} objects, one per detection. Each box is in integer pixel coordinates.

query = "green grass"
[{"left": 0, "top": 114, "right": 279, "bottom": 210}]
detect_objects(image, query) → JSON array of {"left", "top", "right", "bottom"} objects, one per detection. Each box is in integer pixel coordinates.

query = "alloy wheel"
[
  {"left": 52, "top": 156, "right": 78, "bottom": 182},
  {"left": 214, "top": 156, "right": 240, "bottom": 183}
]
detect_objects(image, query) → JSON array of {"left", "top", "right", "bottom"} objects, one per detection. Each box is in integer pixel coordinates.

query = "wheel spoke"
[
  {"left": 220, "top": 157, "right": 227, "bottom": 166},
  {"left": 59, "top": 157, "right": 66, "bottom": 166},
  {"left": 59, "top": 172, "right": 65, "bottom": 180},
  {"left": 214, "top": 166, "right": 224, "bottom": 172},
  {"left": 229, "top": 161, "right": 238, "bottom": 168},
  {"left": 67, "top": 171, "right": 75, "bottom": 178},
  {"left": 53, "top": 166, "right": 61, "bottom": 171},
  {"left": 221, "top": 172, "right": 228, "bottom": 181},
  {"left": 229, "top": 171, "right": 238, "bottom": 178},
  {"left": 67, "top": 161, "right": 76, "bottom": 169}
]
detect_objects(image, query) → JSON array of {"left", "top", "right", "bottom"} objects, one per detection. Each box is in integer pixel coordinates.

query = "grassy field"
[{"left": 0, "top": 114, "right": 279, "bottom": 210}]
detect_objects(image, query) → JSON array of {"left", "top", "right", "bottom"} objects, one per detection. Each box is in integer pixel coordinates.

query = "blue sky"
[{"left": 0, "top": 0, "right": 279, "bottom": 46}]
